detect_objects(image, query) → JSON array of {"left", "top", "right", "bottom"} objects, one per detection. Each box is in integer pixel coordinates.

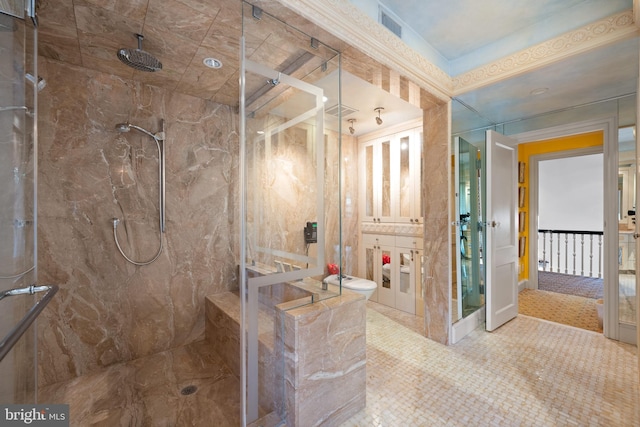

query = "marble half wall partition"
[{"left": 36, "top": 58, "right": 240, "bottom": 386}]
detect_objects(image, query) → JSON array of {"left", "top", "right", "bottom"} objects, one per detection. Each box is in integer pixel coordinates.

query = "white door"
[{"left": 486, "top": 130, "right": 519, "bottom": 331}]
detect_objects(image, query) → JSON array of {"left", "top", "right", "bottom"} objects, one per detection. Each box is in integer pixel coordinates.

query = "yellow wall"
[{"left": 517, "top": 131, "right": 603, "bottom": 281}]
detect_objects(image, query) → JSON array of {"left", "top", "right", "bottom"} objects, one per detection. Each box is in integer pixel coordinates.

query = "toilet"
[{"left": 323, "top": 274, "right": 377, "bottom": 300}]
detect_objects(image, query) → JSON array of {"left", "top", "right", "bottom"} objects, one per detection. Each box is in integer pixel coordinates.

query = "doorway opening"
[{"left": 521, "top": 149, "right": 604, "bottom": 333}]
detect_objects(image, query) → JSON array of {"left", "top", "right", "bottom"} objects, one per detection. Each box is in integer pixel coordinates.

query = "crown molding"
[
  {"left": 275, "top": 2, "right": 636, "bottom": 103},
  {"left": 453, "top": 9, "right": 637, "bottom": 95},
  {"left": 275, "top": 0, "right": 453, "bottom": 102}
]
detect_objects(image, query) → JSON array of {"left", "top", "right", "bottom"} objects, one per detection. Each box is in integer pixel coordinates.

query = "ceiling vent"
[
  {"left": 326, "top": 104, "right": 358, "bottom": 117},
  {"left": 380, "top": 10, "right": 402, "bottom": 38}
]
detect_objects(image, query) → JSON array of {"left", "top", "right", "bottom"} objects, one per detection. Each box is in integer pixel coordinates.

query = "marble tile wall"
[
  {"left": 422, "top": 103, "right": 452, "bottom": 344},
  {"left": 36, "top": 58, "right": 240, "bottom": 386}
]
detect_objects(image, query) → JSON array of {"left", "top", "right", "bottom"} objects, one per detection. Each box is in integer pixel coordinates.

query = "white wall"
[{"left": 538, "top": 153, "right": 603, "bottom": 231}]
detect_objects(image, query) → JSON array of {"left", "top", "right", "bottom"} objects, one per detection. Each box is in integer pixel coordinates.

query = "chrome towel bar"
[{"left": 0, "top": 284, "right": 58, "bottom": 362}]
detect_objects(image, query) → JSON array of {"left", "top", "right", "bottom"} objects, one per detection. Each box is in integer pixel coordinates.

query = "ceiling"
[
  {"left": 376, "top": 0, "right": 638, "bottom": 134},
  {"left": 35, "top": 0, "right": 638, "bottom": 137}
]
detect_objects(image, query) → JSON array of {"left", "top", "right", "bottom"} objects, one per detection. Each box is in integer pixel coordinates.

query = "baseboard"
[
  {"left": 451, "top": 306, "right": 485, "bottom": 344},
  {"left": 618, "top": 322, "right": 637, "bottom": 346},
  {"left": 518, "top": 280, "right": 528, "bottom": 292}
]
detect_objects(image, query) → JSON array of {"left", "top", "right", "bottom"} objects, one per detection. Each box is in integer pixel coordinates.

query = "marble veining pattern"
[
  {"left": 38, "top": 340, "right": 241, "bottom": 426},
  {"left": 421, "top": 103, "right": 451, "bottom": 344},
  {"left": 36, "top": 58, "right": 239, "bottom": 386},
  {"left": 37, "top": 304, "right": 638, "bottom": 426}
]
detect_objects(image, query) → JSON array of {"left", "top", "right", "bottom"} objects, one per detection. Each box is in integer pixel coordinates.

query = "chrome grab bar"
[{"left": 0, "top": 284, "right": 58, "bottom": 362}]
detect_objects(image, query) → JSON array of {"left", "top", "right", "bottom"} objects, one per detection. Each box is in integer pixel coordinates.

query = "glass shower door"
[
  {"left": 0, "top": 1, "right": 38, "bottom": 404},
  {"left": 454, "top": 137, "right": 484, "bottom": 321},
  {"left": 240, "top": 3, "right": 341, "bottom": 424}
]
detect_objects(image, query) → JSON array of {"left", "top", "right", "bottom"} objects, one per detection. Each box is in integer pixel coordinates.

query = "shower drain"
[{"left": 180, "top": 385, "right": 198, "bottom": 396}]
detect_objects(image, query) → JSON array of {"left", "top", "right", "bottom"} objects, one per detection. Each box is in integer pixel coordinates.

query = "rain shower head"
[{"left": 117, "top": 34, "right": 162, "bottom": 72}]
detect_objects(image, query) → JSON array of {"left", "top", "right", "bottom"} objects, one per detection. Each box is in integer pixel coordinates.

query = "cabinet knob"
[{"left": 410, "top": 219, "right": 414, "bottom": 223}]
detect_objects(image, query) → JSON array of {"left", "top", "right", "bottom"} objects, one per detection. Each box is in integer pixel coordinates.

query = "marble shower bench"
[{"left": 205, "top": 280, "right": 366, "bottom": 426}]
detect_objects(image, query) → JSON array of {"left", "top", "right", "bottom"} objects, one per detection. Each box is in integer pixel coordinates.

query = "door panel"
[{"left": 486, "top": 130, "right": 518, "bottom": 331}]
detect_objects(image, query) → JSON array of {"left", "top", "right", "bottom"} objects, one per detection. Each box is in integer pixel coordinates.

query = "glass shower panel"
[
  {"left": 454, "top": 137, "right": 485, "bottom": 322},
  {"left": 0, "top": 3, "right": 38, "bottom": 404},
  {"left": 241, "top": 2, "right": 341, "bottom": 424}
]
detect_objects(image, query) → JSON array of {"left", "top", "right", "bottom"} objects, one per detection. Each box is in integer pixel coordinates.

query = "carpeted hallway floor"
[
  {"left": 519, "top": 271, "right": 603, "bottom": 333},
  {"left": 537, "top": 271, "right": 603, "bottom": 299}
]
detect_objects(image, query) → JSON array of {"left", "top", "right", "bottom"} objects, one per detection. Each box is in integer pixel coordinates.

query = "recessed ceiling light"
[
  {"left": 530, "top": 87, "right": 548, "bottom": 96},
  {"left": 203, "top": 57, "right": 222, "bottom": 69}
]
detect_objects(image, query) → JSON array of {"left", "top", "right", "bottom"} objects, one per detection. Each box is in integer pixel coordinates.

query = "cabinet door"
[
  {"left": 395, "top": 237, "right": 423, "bottom": 315},
  {"left": 359, "top": 137, "right": 393, "bottom": 223},
  {"left": 361, "top": 234, "right": 379, "bottom": 302},
  {"left": 377, "top": 242, "right": 395, "bottom": 308},
  {"left": 415, "top": 250, "right": 424, "bottom": 316},
  {"left": 413, "top": 130, "right": 424, "bottom": 223},
  {"left": 396, "top": 128, "right": 423, "bottom": 224},
  {"left": 395, "top": 247, "right": 416, "bottom": 314},
  {"left": 361, "top": 234, "right": 396, "bottom": 306},
  {"left": 379, "top": 137, "right": 393, "bottom": 222}
]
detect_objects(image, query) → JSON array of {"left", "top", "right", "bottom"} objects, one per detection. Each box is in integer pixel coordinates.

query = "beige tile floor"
[
  {"left": 39, "top": 302, "right": 638, "bottom": 426},
  {"left": 343, "top": 301, "right": 639, "bottom": 426}
]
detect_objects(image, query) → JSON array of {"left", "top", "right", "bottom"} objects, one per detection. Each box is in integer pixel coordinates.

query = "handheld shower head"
[
  {"left": 115, "top": 122, "right": 163, "bottom": 141},
  {"left": 115, "top": 123, "right": 131, "bottom": 133}
]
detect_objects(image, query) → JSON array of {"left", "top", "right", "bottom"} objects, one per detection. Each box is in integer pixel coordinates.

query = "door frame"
[
  {"left": 527, "top": 146, "right": 604, "bottom": 292},
  {"left": 510, "top": 117, "right": 622, "bottom": 342}
]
